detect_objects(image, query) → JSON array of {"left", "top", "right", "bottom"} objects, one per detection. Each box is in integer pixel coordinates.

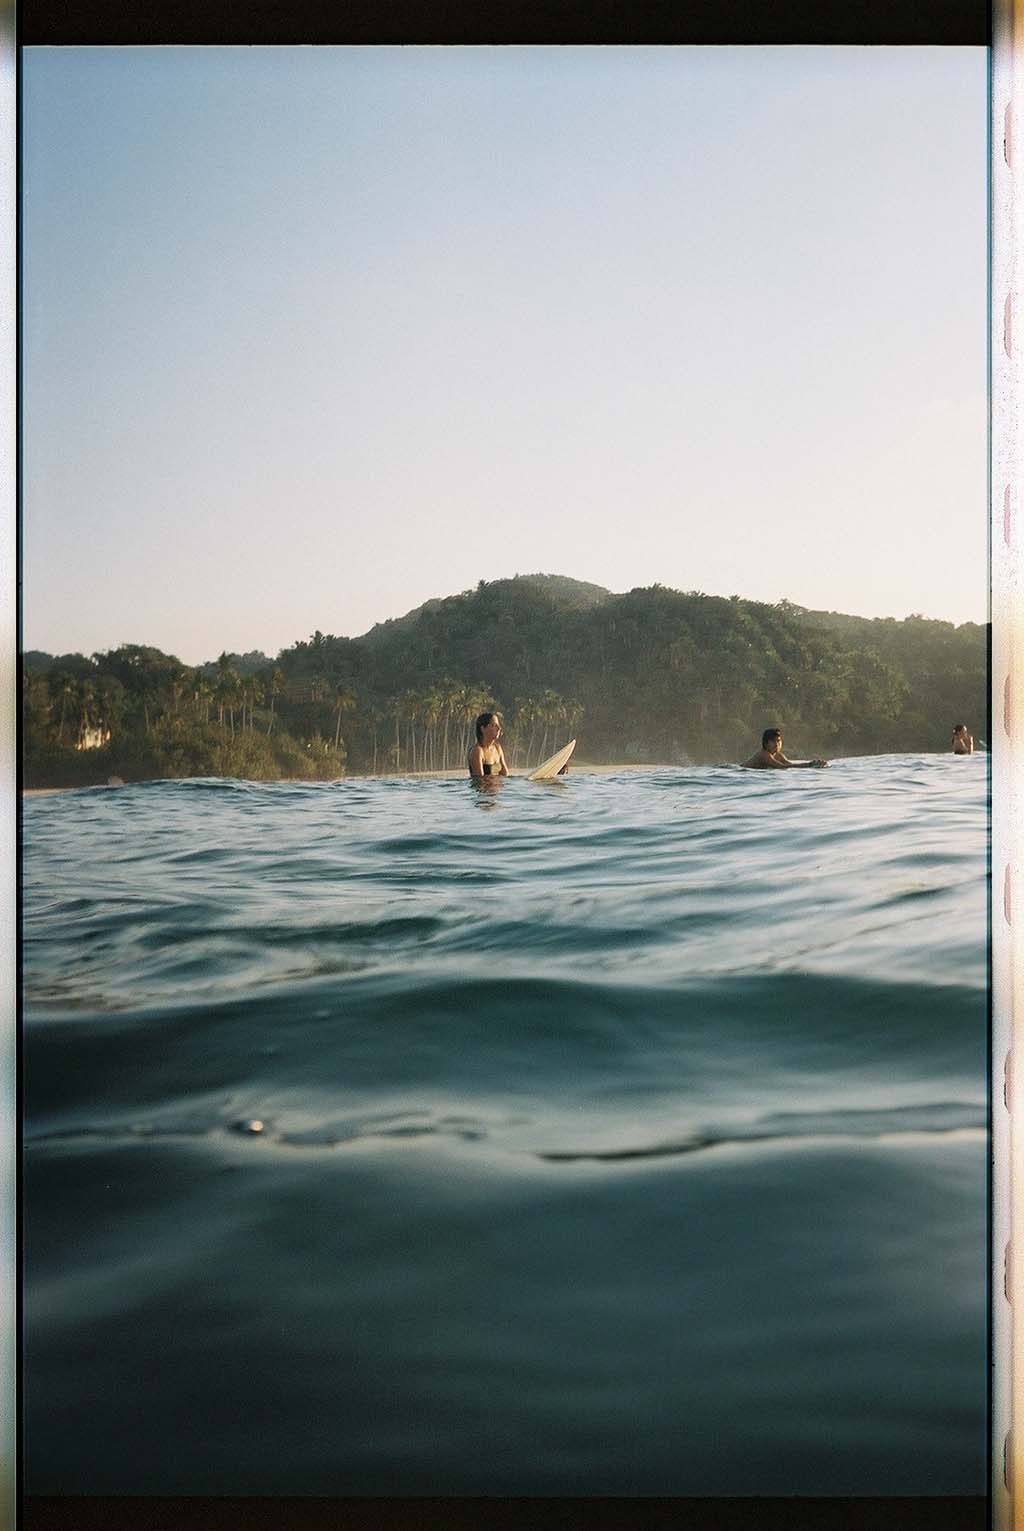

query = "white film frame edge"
[
  {"left": 3, "top": 18, "right": 1016, "bottom": 1523},
  {"left": 993, "top": 1, "right": 1020, "bottom": 1527},
  {"left": 2, "top": 9, "right": 15, "bottom": 1531}
]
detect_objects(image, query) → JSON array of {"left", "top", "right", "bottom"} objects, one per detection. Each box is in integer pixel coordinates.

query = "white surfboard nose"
[{"left": 528, "top": 739, "right": 577, "bottom": 780}]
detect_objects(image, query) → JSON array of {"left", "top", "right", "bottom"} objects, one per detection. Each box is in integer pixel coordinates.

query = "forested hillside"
[{"left": 23, "top": 574, "right": 986, "bottom": 785}]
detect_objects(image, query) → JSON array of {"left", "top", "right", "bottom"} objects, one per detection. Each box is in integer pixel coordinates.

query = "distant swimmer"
[
  {"left": 469, "top": 712, "right": 509, "bottom": 779},
  {"left": 742, "top": 727, "right": 829, "bottom": 770},
  {"left": 952, "top": 723, "right": 974, "bottom": 755}
]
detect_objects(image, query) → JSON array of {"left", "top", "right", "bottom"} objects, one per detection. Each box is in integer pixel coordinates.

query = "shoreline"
[{"left": 21, "top": 761, "right": 667, "bottom": 796}]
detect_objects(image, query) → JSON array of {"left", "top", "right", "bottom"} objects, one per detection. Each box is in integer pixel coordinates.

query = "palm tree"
[
  {"left": 564, "top": 698, "right": 584, "bottom": 741},
  {"left": 388, "top": 695, "right": 404, "bottom": 771},
  {"left": 439, "top": 681, "right": 462, "bottom": 770},
  {"left": 244, "top": 673, "right": 265, "bottom": 733},
  {"left": 214, "top": 653, "right": 241, "bottom": 734},
  {"left": 401, "top": 690, "right": 423, "bottom": 772},
  {"left": 536, "top": 690, "right": 564, "bottom": 764},
  {"left": 362, "top": 705, "right": 384, "bottom": 774},
  {"left": 166, "top": 670, "right": 190, "bottom": 721},
  {"left": 452, "top": 686, "right": 473, "bottom": 762},
  {"left": 263, "top": 668, "right": 285, "bottom": 735},
  {"left": 304, "top": 634, "right": 329, "bottom": 707},
  {"left": 514, "top": 697, "right": 541, "bottom": 767},
  {"left": 97, "top": 674, "right": 127, "bottom": 739},
  {"left": 193, "top": 675, "right": 214, "bottom": 725},
  {"left": 420, "top": 687, "right": 443, "bottom": 771},
  {"left": 56, "top": 673, "right": 78, "bottom": 745},
  {"left": 458, "top": 685, "right": 491, "bottom": 763},
  {"left": 76, "top": 678, "right": 97, "bottom": 746},
  {"left": 22, "top": 670, "right": 54, "bottom": 749},
  {"left": 331, "top": 683, "right": 356, "bottom": 751},
  {"left": 506, "top": 699, "right": 527, "bottom": 769}
]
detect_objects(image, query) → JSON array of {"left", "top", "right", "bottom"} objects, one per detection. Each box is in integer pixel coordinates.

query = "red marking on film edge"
[{"left": 1006, "top": 674, "right": 1013, "bottom": 738}]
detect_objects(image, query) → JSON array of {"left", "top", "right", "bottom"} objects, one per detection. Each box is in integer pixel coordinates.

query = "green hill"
[{"left": 357, "top": 573, "right": 612, "bottom": 644}]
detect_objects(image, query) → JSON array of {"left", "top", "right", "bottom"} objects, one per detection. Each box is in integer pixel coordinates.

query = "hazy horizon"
[{"left": 23, "top": 46, "right": 987, "bottom": 666}]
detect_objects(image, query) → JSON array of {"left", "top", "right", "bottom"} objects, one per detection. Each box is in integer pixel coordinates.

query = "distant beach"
[{"left": 20, "top": 761, "right": 665, "bottom": 794}]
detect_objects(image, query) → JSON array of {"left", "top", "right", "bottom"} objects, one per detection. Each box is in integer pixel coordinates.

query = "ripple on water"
[{"left": 21, "top": 757, "right": 987, "bottom": 1495}]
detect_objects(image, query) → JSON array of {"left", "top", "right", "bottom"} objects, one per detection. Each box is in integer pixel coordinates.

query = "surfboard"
[{"left": 528, "top": 739, "right": 576, "bottom": 780}]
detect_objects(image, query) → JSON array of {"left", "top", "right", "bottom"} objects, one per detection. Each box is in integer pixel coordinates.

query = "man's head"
[{"left": 761, "top": 727, "right": 782, "bottom": 751}]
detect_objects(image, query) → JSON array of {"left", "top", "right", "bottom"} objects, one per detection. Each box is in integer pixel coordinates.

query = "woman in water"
[
  {"left": 468, "top": 712, "right": 509, "bottom": 779},
  {"left": 952, "top": 722, "right": 974, "bottom": 754}
]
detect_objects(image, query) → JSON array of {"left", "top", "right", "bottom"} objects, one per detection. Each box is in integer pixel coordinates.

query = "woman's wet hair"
[
  {"left": 953, "top": 722, "right": 967, "bottom": 732},
  {"left": 475, "top": 712, "right": 500, "bottom": 742},
  {"left": 762, "top": 727, "right": 782, "bottom": 749}
]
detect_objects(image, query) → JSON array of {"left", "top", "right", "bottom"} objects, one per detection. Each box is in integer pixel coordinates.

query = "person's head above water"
[
  {"left": 475, "top": 712, "right": 502, "bottom": 743},
  {"left": 953, "top": 722, "right": 968, "bottom": 734},
  {"left": 761, "top": 727, "right": 782, "bottom": 751}
]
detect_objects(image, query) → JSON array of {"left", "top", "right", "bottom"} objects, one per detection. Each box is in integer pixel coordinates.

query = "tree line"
[{"left": 22, "top": 574, "right": 986, "bottom": 786}]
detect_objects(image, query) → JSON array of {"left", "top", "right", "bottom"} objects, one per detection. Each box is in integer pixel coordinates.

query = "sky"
[{"left": 22, "top": 45, "right": 987, "bottom": 666}]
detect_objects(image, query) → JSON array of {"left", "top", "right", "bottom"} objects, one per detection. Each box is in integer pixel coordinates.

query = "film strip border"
[{"left": 993, "top": 3, "right": 1021, "bottom": 1526}]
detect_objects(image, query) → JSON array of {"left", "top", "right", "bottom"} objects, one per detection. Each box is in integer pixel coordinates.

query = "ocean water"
[{"left": 22, "top": 754, "right": 988, "bottom": 1496}]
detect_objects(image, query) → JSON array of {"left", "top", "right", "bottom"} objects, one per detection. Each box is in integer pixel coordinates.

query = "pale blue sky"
[{"left": 22, "top": 45, "right": 987, "bottom": 665}]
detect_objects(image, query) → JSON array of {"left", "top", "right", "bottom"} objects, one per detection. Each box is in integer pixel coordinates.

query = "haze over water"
[{"left": 23, "top": 753, "right": 986, "bottom": 1494}]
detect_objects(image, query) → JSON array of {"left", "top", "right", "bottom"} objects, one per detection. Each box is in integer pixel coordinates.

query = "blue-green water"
[{"left": 22, "top": 755, "right": 988, "bottom": 1495}]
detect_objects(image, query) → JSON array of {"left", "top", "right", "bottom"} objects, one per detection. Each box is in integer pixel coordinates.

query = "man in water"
[
  {"left": 952, "top": 723, "right": 974, "bottom": 755},
  {"left": 742, "top": 727, "right": 829, "bottom": 769}
]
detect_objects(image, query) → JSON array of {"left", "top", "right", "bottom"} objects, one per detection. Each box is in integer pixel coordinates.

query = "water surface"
[{"left": 23, "top": 754, "right": 988, "bottom": 1494}]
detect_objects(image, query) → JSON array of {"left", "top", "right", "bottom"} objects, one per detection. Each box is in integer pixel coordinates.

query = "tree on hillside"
[
  {"left": 191, "top": 673, "right": 214, "bottom": 725},
  {"left": 331, "top": 683, "right": 357, "bottom": 751},
  {"left": 215, "top": 653, "right": 242, "bottom": 734},
  {"left": 76, "top": 677, "right": 98, "bottom": 745},
  {"left": 56, "top": 673, "right": 78, "bottom": 744},
  {"left": 22, "top": 670, "right": 53, "bottom": 748},
  {"left": 262, "top": 667, "right": 285, "bottom": 735},
  {"left": 95, "top": 674, "right": 127, "bottom": 738}
]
